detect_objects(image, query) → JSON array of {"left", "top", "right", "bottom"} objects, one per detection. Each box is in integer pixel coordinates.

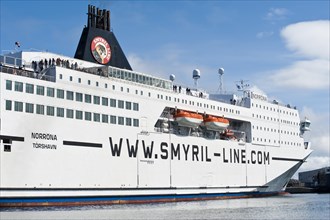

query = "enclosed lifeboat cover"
[
  {"left": 174, "top": 110, "right": 203, "bottom": 128},
  {"left": 203, "top": 115, "right": 229, "bottom": 131}
]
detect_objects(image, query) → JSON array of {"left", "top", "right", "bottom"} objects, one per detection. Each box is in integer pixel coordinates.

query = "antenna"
[
  {"left": 218, "top": 68, "right": 224, "bottom": 94},
  {"left": 192, "top": 69, "right": 201, "bottom": 89},
  {"left": 235, "top": 79, "right": 250, "bottom": 91}
]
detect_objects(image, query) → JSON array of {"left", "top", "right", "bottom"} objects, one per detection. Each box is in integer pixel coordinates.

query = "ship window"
[
  {"left": 126, "top": 101, "right": 132, "bottom": 110},
  {"left": 76, "top": 93, "right": 83, "bottom": 102},
  {"left": 133, "top": 119, "right": 139, "bottom": 127},
  {"left": 47, "top": 87, "right": 55, "bottom": 97},
  {"left": 127, "top": 88, "right": 129, "bottom": 93},
  {"left": 14, "top": 101, "right": 23, "bottom": 112},
  {"left": 110, "top": 98, "right": 116, "bottom": 107},
  {"left": 70, "top": 76, "right": 73, "bottom": 81},
  {"left": 96, "top": 82, "right": 99, "bottom": 87},
  {"left": 110, "top": 115, "right": 116, "bottom": 124},
  {"left": 112, "top": 85, "right": 115, "bottom": 90},
  {"left": 14, "top": 82, "right": 23, "bottom": 92},
  {"left": 25, "top": 83, "right": 34, "bottom": 94},
  {"left": 93, "top": 96, "right": 100, "bottom": 105},
  {"left": 85, "top": 112, "right": 91, "bottom": 121},
  {"left": 85, "top": 94, "right": 91, "bottom": 103},
  {"left": 4, "top": 145, "right": 11, "bottom": 152},
  {"left": 59, "top": 74, "right": 63, "bottom": 79},
  {"left": 118, "top": 116, "right": 124, "bottom": 125},
  {"left": 121, "top": 87, "right": 123, "bottom": 92},
  {"left": 93, "top": 113, "right": 100, "bottom": 122},
  {"left": 25, "top": 103, "right": 34, "bottom": 113},
  {"left": 57, "top": 89, "right": 64, "bottom": 99},
  {"left": 36, "top": 85, "right": 44, "bottom": 95},
  {"left": 133, "top": 103, "right": 139, "bottom": 111},
  {"left": 88, "top": 80, "right": 91, "bottom": 85},
  {"left": 102, "top": 97, "right": 108, "bottom": 106},
  {"left": 66, "top": 109, "right": 74, "bottom": 119},
  {"left": 135, "top": 90, "right": 138, "bottom": 95},
  {"left": 76, "top": 110, "right": 83, "bottom": 120},
  {"left": 102, "top": 114, "right": 109, "bottom": 123},
  {"left": 5, "top": 100, "right": 12, "bottom": 110},
  {"left": 105, "top": 83, "right": 108, "bottom": 89},
  {"left": 56, "top": 107, "right": 64, "bottom": 117},
  {"left": 78, "top": 78, "right": 81, "bottom": 83},
  {"left": 67, "top": 91, "right": 74, "bottom": 100},
  {"left": 141, "top": 91, "right": 144, "bottom": 96},
  {"left": 6, "top": 80, "right": 12, "bottom": 90},
  {"left": 47, "top": 106, "right": 55, "bottom": 116},
  {"left": 118, "top": 100, "right": 124, "bottom": 109},
  {"left": 126, "top": 118, "right": 132, "bottom": 126},
  {"left": 36, "top": 104, "right": 44, "bottom": 115},
  {"left": 148, "top": 92, "right": 150, "bottom": 97}
]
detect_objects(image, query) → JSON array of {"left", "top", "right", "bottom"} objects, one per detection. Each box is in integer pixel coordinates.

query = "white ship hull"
[
  {"left": 0, "top": 98, "right": 311, "bottom": 206},
  {"left": 0, "top": 5, "right": 312, "bottom": 207}
]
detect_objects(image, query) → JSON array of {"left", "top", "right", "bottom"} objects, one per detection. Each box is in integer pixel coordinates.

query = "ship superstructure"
[{"left": 0, "top": 5, "right": 312, "bottom": 207}]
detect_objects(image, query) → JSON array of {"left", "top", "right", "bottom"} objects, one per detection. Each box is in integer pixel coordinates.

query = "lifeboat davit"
[
  {"left": 203, "top": 115, "right": 229, "bottom": 131},
  {"left": 174, "top": 110, "right": 203, "bottom": 128}
]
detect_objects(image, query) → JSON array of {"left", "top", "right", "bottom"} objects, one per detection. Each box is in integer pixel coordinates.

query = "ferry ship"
[{"left": 0, "top": 5, "right": 312, "bottom": 207}]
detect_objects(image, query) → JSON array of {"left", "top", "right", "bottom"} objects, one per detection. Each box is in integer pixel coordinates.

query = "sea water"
[{"left": 1, "top": 193, "right": 329, "bottom": 220}]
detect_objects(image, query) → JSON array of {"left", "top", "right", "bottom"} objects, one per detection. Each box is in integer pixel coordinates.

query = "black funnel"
[{"left": 74, "top": 5, "right": 132, "bottom": 70}]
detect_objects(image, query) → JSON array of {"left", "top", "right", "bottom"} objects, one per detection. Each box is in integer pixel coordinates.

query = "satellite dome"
[
  {"left": 192, "top": 69, "right": 201, "bottom": 79},
  {"left": 218, "top": 68, "right": 224, "bottom": 75},
  {"left": 169, "top": 74, "right": 175, "bottom": 81}
]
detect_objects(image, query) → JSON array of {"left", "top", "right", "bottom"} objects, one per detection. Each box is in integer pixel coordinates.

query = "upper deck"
[{"left": 1, "top": 51, "right": 299, "bottom": 113}]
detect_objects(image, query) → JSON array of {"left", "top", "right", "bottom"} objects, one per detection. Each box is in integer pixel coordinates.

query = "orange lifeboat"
[
  {"left": 203, "top": 115, "right": 229, "bottom": 131},
  {"left": 174, "top": 110, "right": 203, "bottom": 128}
]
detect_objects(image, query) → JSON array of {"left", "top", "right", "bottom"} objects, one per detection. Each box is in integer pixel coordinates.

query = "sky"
[{"left": 1, "top": 0, "right": 329, "bottom": 175}]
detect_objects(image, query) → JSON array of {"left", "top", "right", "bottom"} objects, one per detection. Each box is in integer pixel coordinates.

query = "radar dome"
[
  {"left": 192, "top": 69, "right": 201, "bottom": 79},
  {"left": 169, "top": 74, "right": 175, "bottom": 81},
  {"left": 218, "top": 68, "right": 224, "bottom": 75}
]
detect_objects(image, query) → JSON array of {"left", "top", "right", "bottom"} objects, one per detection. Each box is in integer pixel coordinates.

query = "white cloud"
[
  {"left": 265, "top": 8, "right": 289, "bottom": 20},
  {"left": 281, "top": 20, "right": 329, "bottom": 59},
  {"left": 269, "top": 20, "right": 330, "bottom": 90},
  {"left": 256, "top": 31, "right": 274, "bottom": 39},
  {"left": 270, "top": 59, "right": 329, "bottom": 89}
]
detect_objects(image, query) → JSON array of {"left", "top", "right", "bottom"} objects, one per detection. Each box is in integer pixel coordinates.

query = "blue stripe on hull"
[{"left": 0, "top": 191, "right": 282, "bottom": 207}]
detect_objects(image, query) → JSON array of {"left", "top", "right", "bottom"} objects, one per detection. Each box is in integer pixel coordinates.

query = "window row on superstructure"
[
  {"left": 252, "top": 113, "right": 299, "bottom": 126},
  {"left": 59, "top": 72, "right": 242, "bottom": 117},
  {"left": 252, "top": 136, "right": 302, "bottom": 147},
  {"left": 4, "top": 100, "right": 139, "bottom": 127},
  {"left": 252, "top": 102, "right": 297, "bottom": 116},
  {"left": 252, "top": 125, "right": 300, "bottom": 137},
  {"left": 155, "top": 94, "right": 241, "bottom": 116},
  {"left": 5, "top": 80, "right": 140, "bottom": 111}
]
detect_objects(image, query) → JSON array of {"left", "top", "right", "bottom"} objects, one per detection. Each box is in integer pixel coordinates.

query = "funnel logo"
[{"left": 91, "top": 36, "right": 111, "bottom": 64}]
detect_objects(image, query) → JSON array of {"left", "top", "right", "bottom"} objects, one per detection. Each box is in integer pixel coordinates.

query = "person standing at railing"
[{"left": 38, "top": 60, "right": 44, "bottom": 72}]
